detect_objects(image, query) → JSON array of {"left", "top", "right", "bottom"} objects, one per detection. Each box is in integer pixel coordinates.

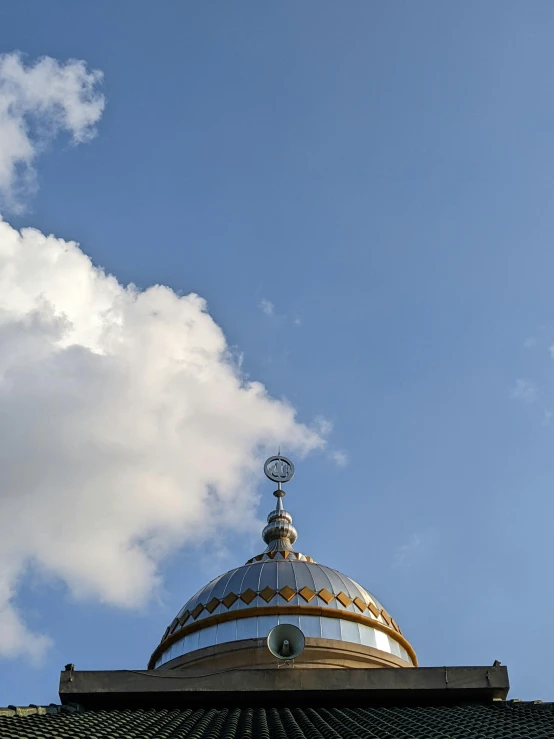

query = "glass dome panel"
[
  {"left": 278, "top": 614, "right": 300, "bottom": 628},
  {"left": 300, "top": 615, "right": 322, "bottom": 638},
  {"left": 216, "top": 620, "right": 237, "bottom": 644},
  {"left": 359, "top": 624, "right": 377, "bottom": 648},
  {"left": 321, "top": 617, "right": 341, "bottom": 640},
  {"left": 236, "top": 617, "right": 257, "bottom": 640},
  {"left": 374, "top": 629, "right": 390, "bottom": 653},
  {"left": 340, "top": 619, "right": 360, "bottom": 643},
  {"left": 257, "top": 614, "right": 278, "bottom": 638},
  {"left": 198, "top": 624, "right": 217, "bottom": 650}
]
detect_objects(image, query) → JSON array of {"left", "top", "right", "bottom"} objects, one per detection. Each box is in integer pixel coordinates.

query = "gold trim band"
[
  {"left": 148, "top": 605, "right": 418, "bottom": 669},
  {"left": 162, "top": 587, "right": 403, "bottom": 640}
]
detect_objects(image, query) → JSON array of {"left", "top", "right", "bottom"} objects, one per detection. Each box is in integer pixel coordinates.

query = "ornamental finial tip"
[
  {"left": 264, "top": 453, "right": 294, "bottom": 493},
  {"left": 246, "top": 454, "right": 313, "bottom": 563},
  {"left": 261, "top": 453, "right": 298, "bottom": 553}
]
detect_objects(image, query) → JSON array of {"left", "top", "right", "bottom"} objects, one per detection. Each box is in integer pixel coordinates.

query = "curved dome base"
[
  {"left": 149, "top": 461, "right": 419, "bottom": 671},
  {"left": 161, "top": 637, "right": 413, "bottom": 672}
]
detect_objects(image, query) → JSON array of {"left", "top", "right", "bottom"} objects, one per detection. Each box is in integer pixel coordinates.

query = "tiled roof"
[{"left": 0, "top": 702, "right": 553, "bottom": 738}]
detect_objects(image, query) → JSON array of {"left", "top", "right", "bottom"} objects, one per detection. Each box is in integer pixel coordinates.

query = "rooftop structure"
[
  {"left": 149, "top": 454, "right": 415, "bottom": 672},
  {"left": 1, "top": 454, "right": 550, "bottom": 738}
]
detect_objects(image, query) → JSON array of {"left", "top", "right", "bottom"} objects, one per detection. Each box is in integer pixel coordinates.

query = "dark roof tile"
[{"left": 0, "top": 702, "right": 553, "bottom": 738}]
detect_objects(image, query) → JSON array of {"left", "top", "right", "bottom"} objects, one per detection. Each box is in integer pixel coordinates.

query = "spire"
[
  {"left": 262, "top": 453, "right": 298, "bottom": 553},
  {"left": 240, "top": 454, "right": 314, "bottom": 564}
]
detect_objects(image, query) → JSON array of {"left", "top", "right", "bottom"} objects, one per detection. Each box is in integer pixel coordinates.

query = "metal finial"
[
  {"left": 261, "top": 453, "right": 297, "bottom": 548},
  {"left": 245, "top": 454, "right": 314, "bottom": 563},
  {"left": 264, "top": 453, "right": 295, "bottom": 492}
]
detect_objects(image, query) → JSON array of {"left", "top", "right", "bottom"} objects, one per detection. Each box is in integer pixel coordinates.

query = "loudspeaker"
[{"left": 267, "top": 624, "right": 305, "bottom": 660}]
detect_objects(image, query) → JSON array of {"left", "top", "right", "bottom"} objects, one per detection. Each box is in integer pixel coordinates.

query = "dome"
[{"left": 148, "top": 456, "right": 417, "bottom": 671}]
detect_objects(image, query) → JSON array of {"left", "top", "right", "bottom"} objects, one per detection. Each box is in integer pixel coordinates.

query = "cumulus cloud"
[
  {"left": 0, "top": 218, "right": 324, "bottom": 660},
  {"left": 0, "top": 52, "right": 104, "bottom": 210},
  {"left": 510, "top": 378, "right": 537, "bottom": 403},
  {"left": 0, "top": 53, "right": 325, "bottom": 661}
]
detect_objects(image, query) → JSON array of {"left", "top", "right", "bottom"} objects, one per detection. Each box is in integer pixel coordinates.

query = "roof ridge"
[{"left": 0, "top": 703, "right": 81, "bottom": 717}]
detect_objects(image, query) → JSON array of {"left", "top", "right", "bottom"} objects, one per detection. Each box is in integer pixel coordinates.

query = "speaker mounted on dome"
[{"left": 267, "top": 624, "right": 305, "bottom": 667}]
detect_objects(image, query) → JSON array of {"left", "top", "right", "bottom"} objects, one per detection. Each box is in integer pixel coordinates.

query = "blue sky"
[{"left": 0, "top": 0, "right": 554, "bottom": 703}]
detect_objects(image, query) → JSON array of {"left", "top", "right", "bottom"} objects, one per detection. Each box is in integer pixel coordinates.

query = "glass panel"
[
  {"left": 216, "top": 619, "right": 237, "bottom": 645},
  {"left": 359, "top": 624, "right": 377, "bottom": 648},
  {"left": 399, "top": 646, "right": 410, "bottom": 663},
  {"left": 278, "top": 614, "right": 300, "bottom": 628},
  {"left": 187, "top": 630, "right": 200, "bottom": 653},
  {"left": 389, "top": 637, "right": 402, "bottom": 658},
  {"left": 181, "top": 635, "right": 191, "bottom": 654},
  {"left": 257, "top": 614, "right": 278, "bottom": 638},
  {"left": 374, "top": 629, "right": 390, "bottom": 653},
  {"left": 321, "top": 617, "right": 341, "bottom": 640},
  {"left": 173, "top": 637, "right": 184, "bottom": 657},
  {"left": 300, "top": 615, "right": 322, "bottom": 638},
  {"left": 340, "top": 619, "right": 361, "bottom": 643},
  {"left": 198, "top": 624, "right": 217, "bottom": 649},
  {"left": 237, "top": 617, "right": 257, "bottom": 640}
]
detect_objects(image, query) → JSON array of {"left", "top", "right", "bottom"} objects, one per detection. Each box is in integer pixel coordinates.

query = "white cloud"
[
  {"left": 0, "top": 52, "right": 104, "bottom": 210},
  {"left": 0, "top": 218, "right": 325, "bottom": 660},
  {"left": 0, "top": 54, "right": 326, "bottom": 661},
  {"left": 524, "top": 337, "right": 538, "bottom": 349},
  {"left": 331, "top": 450, "right": 349, "bottom": 467},
  {"left": 260, "top": 299, "right": 274, "bottom": 316},
  {"left": 313, "top": 416, "right": 333, "bottom": 437},
  {"left": 510, "top": 378, "right": 537, "bottom": 403}
]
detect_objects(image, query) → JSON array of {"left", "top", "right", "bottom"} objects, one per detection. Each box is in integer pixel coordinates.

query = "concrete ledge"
[{"left": 59, "top": 665, "right": 509, "bottom": 709}]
